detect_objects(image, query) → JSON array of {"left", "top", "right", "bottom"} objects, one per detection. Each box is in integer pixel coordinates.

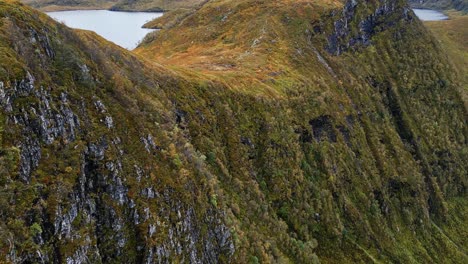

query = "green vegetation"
[
  {"left": 0, "top": 0, "right": 467, "bottom": 263},
  {"left": 142, "top": 7, "right": 193, "bottom": 29},
  {"left": 423, "top": 12, "right": 468, "bottom": 103}
]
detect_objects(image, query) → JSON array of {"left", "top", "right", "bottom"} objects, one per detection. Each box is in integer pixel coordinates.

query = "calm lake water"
[
  {"left": 47, "top": 10, "right": 163, "bottom": 50},
  {"left": 413, "top": 9, "right": 449, "bottom": 21}
]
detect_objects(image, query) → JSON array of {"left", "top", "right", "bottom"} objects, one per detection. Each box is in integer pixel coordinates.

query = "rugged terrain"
[{"left": 1, "top": 0, "right": 467, "bottom": 263}]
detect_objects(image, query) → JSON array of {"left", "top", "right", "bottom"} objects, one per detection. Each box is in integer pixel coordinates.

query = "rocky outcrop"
[
  {"left": 0, "top": 73, "right": 80, "bottom": 182},
  {"left": 325, "top": 0, "right": 413, "bottom": 55},
  {"left": 0, "top": 69, "right": 235, "bottom": 262}
]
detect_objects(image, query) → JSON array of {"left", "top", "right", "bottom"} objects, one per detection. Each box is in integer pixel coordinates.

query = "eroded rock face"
[
  {"left": 143, "top": 195, "right": 234, "bottom": 264},
  {"left": 325, "top": 0, "right": 413, "bottom": 55},
  {"left": 0, "top": 44, "right": 233, "bottom": 263},
  {"left": 0, "top": 73, "right": 80, "bottom": 182}
]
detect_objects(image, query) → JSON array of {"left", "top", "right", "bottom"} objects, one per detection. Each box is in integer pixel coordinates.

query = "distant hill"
[
  {"left": 409, "top": 0, "right": 468, "bottom": 13},
  {"left": 21, "top": 0, "right": 119, "bottom": 11},
  {"left": 21, "top": 0, "right": 205, "bottom": 11},
  {"left": 110, "top": 0, "right": 206, "bottom": 12}
]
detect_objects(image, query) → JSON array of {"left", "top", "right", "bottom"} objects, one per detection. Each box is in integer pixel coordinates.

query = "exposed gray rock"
[
  {"left": 79, "top": 64, "right": 93, "bottom": 82},
  {"left": 17, "top": 72, "right": 36, "bottom": 96},
  {"left": 135, "top": 164, "right": 145, "bottom": 182},
  {"left": 142, "top": 190, "right": 235, "bottom": 263},
  {"left": 30, "top": 28, "right": 55, "bottom": 58},
  {"left": 104, "top": 116, "right": 113, "bottom": 129},
  {"left": 93, "top": 98, "right": 107, "bottom": 113},
  {"left": 141, "top": 133, "right": 159, "bottom": 153},
  {"left": 32, "top": 87, "right": 80, "bottom": 144},
  {"left": 142, "top": 187, "right": 157, "bottom": 199},
  {"left": 19, "top": 134, "right": 41, "bottom": 183},
  {"left": 325, "top": 0, "right": 412, "bottom": 55},
  {"left": 0, "top": 70, "right": 234, "bottom": 263},
  {"left": 54, "top": 203, "right": 78, "bottom": 240},
  {"left": 0, "top": 81, "right": 12, "bottom": 112},
  {"left": 65, "top": 236, "right": 101, "bottom": 264},
  {"left": 149, "top": 224, "right": 157, "bottom": 237},
  {"left": 2, "top": 73, "right": 82, "bottom": 181},
  {"left": 87, "top": 139, "right": 107, "bottom": 161}
]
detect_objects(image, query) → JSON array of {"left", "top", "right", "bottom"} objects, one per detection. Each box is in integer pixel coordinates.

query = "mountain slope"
[
  {"left": 1, "top": 0, "right": 467, "bottom": 263},
  {"left": 0, "top": 1, "right": 234, "bottom": 262},
  {"left": 137, "top": 0, "right": 468, "bottom": 262},
  {"left": 424, "top": 14, "right": 468, "bottom": 103}
]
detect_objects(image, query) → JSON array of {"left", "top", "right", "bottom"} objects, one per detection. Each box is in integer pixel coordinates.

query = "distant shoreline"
[{"left": 32, "top": 4, "right": 165, "bottom": 13}]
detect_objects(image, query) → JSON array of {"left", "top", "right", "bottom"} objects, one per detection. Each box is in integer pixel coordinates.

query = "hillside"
[
  {"left": 409, "top": 0, "right": 468, "bottom": 13},
  {"left": 1, "top": 0, "right": 467, "bottom": 263},
  {"left": 424, "top": 13, "right": 468, "bottom": 102},
  {"left": 0, "top": 1, "right": 234, "bottom": 262}
]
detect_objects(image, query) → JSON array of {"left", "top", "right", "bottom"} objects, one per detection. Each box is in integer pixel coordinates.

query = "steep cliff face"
[
  {"left": 325, "top": 0, "right": 413, "bottom": 55},
  {"left": 0, "top": 1, "right": 234, "bottom": 263},
  {"left": 1, "top": 0, "right": 467, "bottom": 263}
]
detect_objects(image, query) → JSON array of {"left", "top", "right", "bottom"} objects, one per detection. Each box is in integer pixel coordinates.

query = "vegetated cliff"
[
  {"left": 0, "top": 1, "right": 234, "bottom": 263},
  {"left": 140, "top": 0, "right": 466, "bottom": 262},
  {"left": 409, "top": 0, "right": 468, "bottom": 13},
  {"left": 1, "top": 0, "right": 467, "bottom": 263}
]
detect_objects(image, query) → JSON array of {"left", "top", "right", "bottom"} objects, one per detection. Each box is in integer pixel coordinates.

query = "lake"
[
  {"left": 413, "top": 9, "right": 449, "bottom": 21},
  {"left": 47, "top": 10, "right": 163, "bottom": 50}
]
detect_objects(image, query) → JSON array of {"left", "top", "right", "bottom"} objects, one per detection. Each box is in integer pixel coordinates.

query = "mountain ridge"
[{"left": 0, "top": 0, "right": 467, "bottom": 263}]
